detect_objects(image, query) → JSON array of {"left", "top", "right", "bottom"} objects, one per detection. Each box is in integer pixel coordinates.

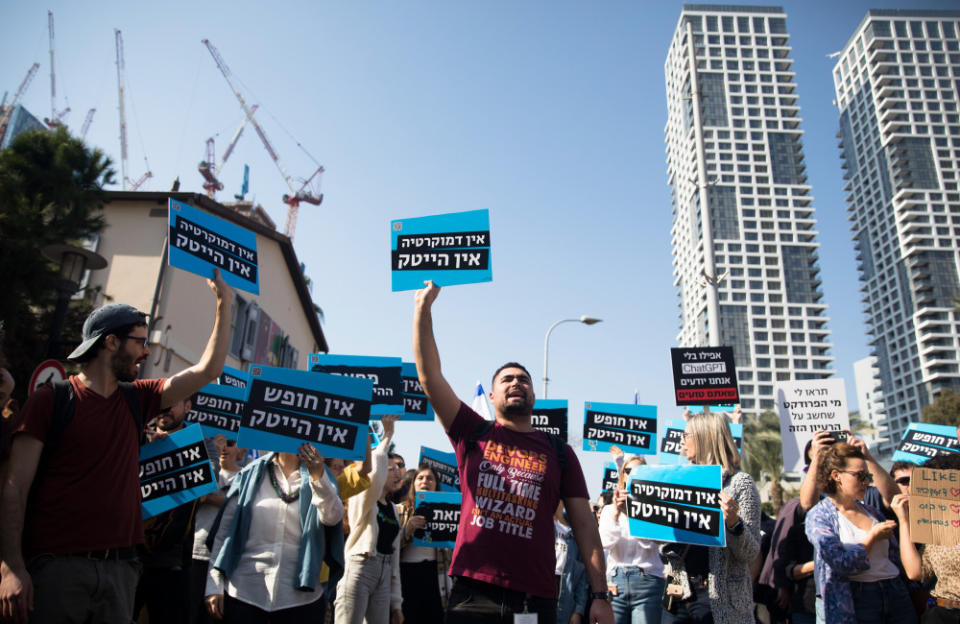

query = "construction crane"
[
  {"left": 202, "top": 39, "right": 323, "bottom": 241},
  {"left": 115, "top": 29, "right": 151, "bottom": 190},
  {"left": 80, "top": 108, "right": 96, "bottom": 139},
  {"left": 44, "top": 11, "right": 70, "bottom": 129},
  {"left": 198, "top": 104, "right": 258, "bottom": 198},
  {"left": 0, "top": 62, "right": 41, "bottom": 142}
]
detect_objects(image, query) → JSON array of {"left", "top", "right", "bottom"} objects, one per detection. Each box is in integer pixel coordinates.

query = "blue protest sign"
[
  {"left": 602, "top": 463, "right": 619, "bottom": 492},
  {"left": 658, "top": 419, "right": 689, "bottom": 465},
  {"left": 412, "top": 490, "right": 462, "bottom": 549},
  {"left": 582, "top": 402, "right": 657, "bottom": 455},
  {"left": 219, "top": 366, "right": 249, "bottom": 389},
  {"left": 401, "top": 361, "right": 434, "bottom": 421},
  {"left": 237, "top": 365, "right": 373, "bottom": 461},
  {"left": 419, "top": 446, "right": 460, "bottom": 492},
  {"left": 309, "top": 354, "right": 403, "bottom": 418},
  {"left": 532, "top": 399, "right": 568, "bottom": 441},
  {"left": 187, "top": 383, "right": 246, "bottom": 440},
  {"left": 626, "top": 464, "right": 726, "bottom": 547},
  {"left": 892, "top": 423, "right": 960, "bottom": 464},
  {"left": 168, "top": 198, "right": 259, "bottom": 294},
  {"left": 390, "top": 209, "right": 492, "bottom": 291},
  {"left": 140, "top": 424, "right": 217, "bottom": 519}
]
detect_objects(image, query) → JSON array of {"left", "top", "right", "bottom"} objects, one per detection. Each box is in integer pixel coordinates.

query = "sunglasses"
[
  {"left": 895, "top": 476, "right": 910, "bottom": 486},
  {"left": 840, "top": 470, "right": 873, "bottom": 483}
]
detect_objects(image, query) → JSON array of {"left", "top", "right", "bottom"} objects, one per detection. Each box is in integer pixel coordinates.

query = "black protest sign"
[
  {"left": 309, "top": 354, "right": 403, "bottom": 418},
  {"left": 670, "top": 347, "right": 739, "bottom": 406},
  {"left": 531, "top": 399, "right": 568, "bottom": 441}
]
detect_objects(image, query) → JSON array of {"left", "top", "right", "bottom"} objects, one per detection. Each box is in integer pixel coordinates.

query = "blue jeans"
[
  {"left": 850, "top": 578, "right": 918, "bottom": 624},
  {"left": 608, "top": 566, "right": 664, "bottom": 624}
]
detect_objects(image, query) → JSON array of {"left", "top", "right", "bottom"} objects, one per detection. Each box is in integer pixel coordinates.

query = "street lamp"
[
  {"left": 542, "top": 316, "right": 602, "bottom": 398},
  {"left": 42, "top": 243, "right": 107, "bottom": 358}
]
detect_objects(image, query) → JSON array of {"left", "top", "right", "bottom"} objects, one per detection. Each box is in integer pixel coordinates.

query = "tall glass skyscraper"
[
  {"left": 834, "top": 10, "right": 960, "bottom": 454},
  {"left": 665, "top": 5, "right": 833, "bottom": 414}
]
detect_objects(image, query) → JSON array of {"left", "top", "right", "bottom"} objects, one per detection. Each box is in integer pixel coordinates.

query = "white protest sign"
[{"left": 775, "top": 378, "right": 849, "bottom": 473}]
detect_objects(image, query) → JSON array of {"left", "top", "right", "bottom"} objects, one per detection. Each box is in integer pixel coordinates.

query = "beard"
[
  {"left": 501, "top": 396, "right": 533, "bottom": 419},
  {"left": 157, "top": 414, "right": 185, "bottom": 432},
  {"left": 111, "top": 349, "right": 139, "bottom": 383}
]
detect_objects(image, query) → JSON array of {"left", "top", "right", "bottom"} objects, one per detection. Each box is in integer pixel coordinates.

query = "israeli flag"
[{"left": 472, "top": 381, "right": 493, "bottom": 421}]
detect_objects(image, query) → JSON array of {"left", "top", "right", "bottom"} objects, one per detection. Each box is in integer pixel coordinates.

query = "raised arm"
[
  {"left": 0, "top": 436, "right": 43, "bottom": 623},
  {"left": 412, "top": 281, "right": 460, "bottom": 431},
  {"left": 162, "top": 269, "right": 234, "bottom": 408},
  {"left": 800, "top": 431, "right": 832, "bottom": 511},
  {"left": 847, "top": 433, "right": 897, "bottom": 509},
  {"left": 891, "top": 494, "right": 923, "bottom": 581}
]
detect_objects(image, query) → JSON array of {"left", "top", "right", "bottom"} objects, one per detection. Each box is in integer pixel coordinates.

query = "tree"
[
  {"left": 922, "top": 389, "right": 960, "bottom": 427},
  {"left": 742, "top": 409, "right": 787, "bottom": 516},
  {"left": 0, "top": 127, "right": 115, "bottom": 400}
]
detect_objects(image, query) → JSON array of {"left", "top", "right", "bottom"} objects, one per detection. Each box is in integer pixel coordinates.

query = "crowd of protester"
[{"left": 2, "top": 295, "right": 960, "bottom": 624}]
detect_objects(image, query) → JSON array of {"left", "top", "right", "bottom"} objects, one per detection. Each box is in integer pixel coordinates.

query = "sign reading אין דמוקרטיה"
[{"left": 390, "top": 209, "right": 491, "bottom": 291}]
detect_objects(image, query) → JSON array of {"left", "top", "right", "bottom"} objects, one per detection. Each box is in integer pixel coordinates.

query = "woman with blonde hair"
[
  {"left": 660, "top": 411, "right": 760, "bottom": 624},
  {"left": 600, "top": 453, "right": 665, "bottom": 624}
]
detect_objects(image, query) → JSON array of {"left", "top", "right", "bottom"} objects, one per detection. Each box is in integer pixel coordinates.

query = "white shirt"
[
  {"left": 836, "top": 511, "right": 899, "bottom": 583},
  {"left": 598, "top": 504, "right": 665, "bottom": 578},
  {"left": 206, "top": 462, "right": 344, "bottom": 612}
]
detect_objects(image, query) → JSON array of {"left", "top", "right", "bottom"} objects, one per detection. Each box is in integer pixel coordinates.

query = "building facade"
[
  {"left": 852, "top": 356, "right": 888, "bottom": 456},
  {"left": 834, "top": 10, "right": 960, "bottom": 452},
  {"left": 85, "top": 191, "right": 327, "bottom": 380},
  {"left": 665, "top": 5, "right": 833, "bottom": 413}
]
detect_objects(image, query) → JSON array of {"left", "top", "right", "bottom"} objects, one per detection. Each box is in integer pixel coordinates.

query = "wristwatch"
[{"left": 589, "top": 590, "right": 613, "bottom": 602}]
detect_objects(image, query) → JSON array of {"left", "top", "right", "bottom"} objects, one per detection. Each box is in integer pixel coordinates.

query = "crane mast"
[
  {"left": 45, "top": 11, "right": 70, "bottom": 128},
  {"left": 202, "top": 39, "right": 324, "bottom": 241},
  {"left": 115, "top": 29, "right": 151, "bottom": 190},
  {"left": 80, "top": 108, "right": 96, "bottom": 139}
]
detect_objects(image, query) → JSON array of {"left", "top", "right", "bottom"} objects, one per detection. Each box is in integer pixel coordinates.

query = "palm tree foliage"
[{"left": 742, "top": 409, "right": 787, "bottom": 515}]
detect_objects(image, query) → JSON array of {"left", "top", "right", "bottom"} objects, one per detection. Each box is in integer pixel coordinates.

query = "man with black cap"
[{"left": 0, "top": 269, "right": 233, "bottom": 624}]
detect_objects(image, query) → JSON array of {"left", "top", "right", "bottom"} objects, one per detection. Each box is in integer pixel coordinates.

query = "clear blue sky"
[{"left": 2, "top": 1, "right": 954, "bottom": 498}]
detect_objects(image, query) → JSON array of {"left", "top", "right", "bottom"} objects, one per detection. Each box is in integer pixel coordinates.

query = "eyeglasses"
[
  {"left": 840, "top": 470, "right": 873, "bottom": 483},
  {"left": 122, "top": 335, "right": 149, "bottom": 348},
  {"left": 895, "top": 476, "right": 910, "bottom": 486}
]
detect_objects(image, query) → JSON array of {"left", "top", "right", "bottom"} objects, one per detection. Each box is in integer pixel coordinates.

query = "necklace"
[{"left": 269, "top": 461, "right": 300, "bottom": 504}]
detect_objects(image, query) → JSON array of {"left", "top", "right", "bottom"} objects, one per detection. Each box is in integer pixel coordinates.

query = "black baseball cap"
[{"left": 67, "top": 303, "right": 148, "bottom": 362}]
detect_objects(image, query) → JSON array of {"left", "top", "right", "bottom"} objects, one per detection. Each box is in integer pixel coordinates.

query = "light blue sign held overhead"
[
  {"left": 391, "top": 209, "right": 491, "bottom": 291},
  {"left": 186, "top": 383, "right": 247, "bottom": 440},
  {"left": 626, "top": 464, "right": 726, "bottom": 548},
  {"left": 140, "top": 424, "right": 217, "bottom": 519},
  {"left": 309, "top": 354, "right": 403, "bottom": 419},
  {"left": 582, "top": 402, "right": 657, "bottom": 455},
  {"left": 168, "top": 198, "right": 259, "bottom": 294},
  {"left": 237, "top": 365, "right": 373, "bottom": 461},
  {"left": 892, "top": 423, "right": 960, "bottom": 464}
]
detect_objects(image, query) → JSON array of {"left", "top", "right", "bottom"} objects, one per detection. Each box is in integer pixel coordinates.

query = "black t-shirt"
[{"left": 376, "top": 500, "right": 399, "bottom": 555}]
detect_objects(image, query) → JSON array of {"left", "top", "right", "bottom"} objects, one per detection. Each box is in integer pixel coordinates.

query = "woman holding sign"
[
  {"left": 804, "top": 443, "right": 916, "bottom": 624},
  {"left": 204, "top": 443, "right": 345, "bottom": 623},
  {"left": 600, "top": 455, "right": 665, "bottom": 624},
  {"left": 398, "top": 465, "right": 448, "bottom": 623},
  {"left": 660, "top": 411, "right": 760, "bottom": 624},
  {"left": 891, "top": 453, "right": 960, "bottom": 624}
]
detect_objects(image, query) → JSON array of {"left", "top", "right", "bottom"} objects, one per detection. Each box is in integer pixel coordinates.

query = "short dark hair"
[
  {"left": 78, "top": 321, "right": 147, "bottom": 363},
  {"left": 491, "top": 362, "right": 532, "bottom": 386},
  {"left": 922, "top": 454, "right": 960, "bottom": 471},
  {"left": 890, "top": 460, "right": 915, "bottom": 477}
]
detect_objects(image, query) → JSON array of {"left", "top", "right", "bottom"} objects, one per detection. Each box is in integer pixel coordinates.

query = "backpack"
[{"left": 466, "top": 419, "right": 567, "bottom": 473}]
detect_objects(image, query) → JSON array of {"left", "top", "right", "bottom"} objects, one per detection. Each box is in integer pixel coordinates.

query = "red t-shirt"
[
  {"left": 447, "top": 402, "right": 589, "bottom": 598},
  {"left": 17, "top": 375, "right": 165, "bottom": 555}
]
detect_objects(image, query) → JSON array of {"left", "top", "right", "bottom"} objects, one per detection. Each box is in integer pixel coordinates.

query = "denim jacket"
[{"left": 804, "top": 497, "right": 901, "bottom": 624}]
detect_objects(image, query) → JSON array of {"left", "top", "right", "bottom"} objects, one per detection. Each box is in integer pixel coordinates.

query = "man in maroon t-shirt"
[
  {"left": 413, "top": 280, "right": 613, "bottom": 624},
  {"left": 0, "top": 270, "right": 233, "bottom": 624}
]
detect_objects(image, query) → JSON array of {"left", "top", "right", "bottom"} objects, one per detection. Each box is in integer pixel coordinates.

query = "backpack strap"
[
  {"left": 546, "top": 433, "right": 567, "bottom": 474},
  {"left": 117, "top": 381, "right": 145, "bottom": 445}
]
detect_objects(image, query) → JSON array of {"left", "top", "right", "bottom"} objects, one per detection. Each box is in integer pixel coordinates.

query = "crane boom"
[
  {"left": 0, "top": 63, "right": 40, "bottom": 140},
  {"left": 48, "top": 11, "right": 56, "bottom": 121},
  {"left": 218, "top": 103, "right": 257, "bottom": 176},
  {"left": 80, "top": 108, "right": 96, "bottom": 138}
]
